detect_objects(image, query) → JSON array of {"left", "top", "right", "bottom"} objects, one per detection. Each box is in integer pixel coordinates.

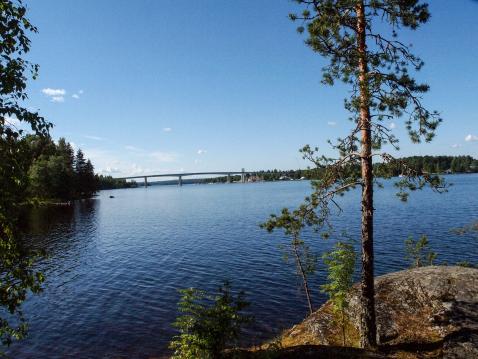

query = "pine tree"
[
  {"left": 56, "top": 138, "right": 75, "bottom": 199},
  {"left": 73, "top": 149, "right": 98, "bottom": 198},
  {"left": 265, "top": 1, "right": 446, "bottom": 348},
  {"left": 84, "top": 159, "right": 97, "bottom": 197},
  {"left": 75, "top": 148, "right": 87, "bottom": 197}
]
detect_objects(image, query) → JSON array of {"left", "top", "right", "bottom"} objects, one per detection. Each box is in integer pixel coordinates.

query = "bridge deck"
[{"left": 115, "top": 171, "right": 245, "bottom": 181}]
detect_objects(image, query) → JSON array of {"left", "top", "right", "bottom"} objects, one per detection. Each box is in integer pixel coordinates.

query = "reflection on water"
[{"left": 6, "top": 175, "right": 478, "bottom": 358}]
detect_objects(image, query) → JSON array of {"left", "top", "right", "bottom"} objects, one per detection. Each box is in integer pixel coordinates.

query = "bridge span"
[{"left": 116, "top": 169, "right": 249, "bottom": 187}]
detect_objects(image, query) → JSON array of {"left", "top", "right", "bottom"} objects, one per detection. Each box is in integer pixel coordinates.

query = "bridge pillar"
[
  {"left": 227, "top": 174, "right": 231, "bottom": 183},
  {"left": 241, "top": 168, "right": 245, "bottom": 183},
  {"left": 178, "top": 175, "right": 182, "bottom": 186},
  {"left": 144, "top": 176, "right": 148, "bottom": 187}
]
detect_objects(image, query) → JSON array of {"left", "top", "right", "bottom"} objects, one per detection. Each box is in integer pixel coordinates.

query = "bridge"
[{"left": 116, "top": 169, "right": 249, "bottom": 187}]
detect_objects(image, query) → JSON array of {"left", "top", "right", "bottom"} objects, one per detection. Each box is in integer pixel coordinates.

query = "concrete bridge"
[{"left": 116, "top": 169, "right": 249, "bottom": 187}]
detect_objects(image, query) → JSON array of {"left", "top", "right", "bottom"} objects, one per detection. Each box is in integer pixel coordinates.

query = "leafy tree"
[
  {"left": 28, "top": 154, "right": 74, "bottom": 201},
  {"left": 27, "top": 137, "right": 93, "bottom": 201},
  {"left": 169, "top": 282, "right": 252, "bottom": 359},
  {"left": 261, "top": 209, "right": 317, "bottom": 315},
  {"left": 322, "top": 240, "right": 356, "bottom": 346},
  {"left": 264, "top": 0, "right": 446, "bottom": 348},
  {"left": 404, "top": 235, "right": 437, "bottom": 267},
  {"left": 0, "top": 0, "right": 50, "bottom": 349}
]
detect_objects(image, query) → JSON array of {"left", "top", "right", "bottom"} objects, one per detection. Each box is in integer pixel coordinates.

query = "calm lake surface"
[{"left": 7, "top": 174, "right": 478, "bottom": 358}]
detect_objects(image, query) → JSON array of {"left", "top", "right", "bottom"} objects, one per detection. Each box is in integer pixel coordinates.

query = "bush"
[
  {"left": 169, "top": 281, "right": 252, "bottom": 359},
  {"left": 404, "top": 235, "right": 437, "bottom": 268}
]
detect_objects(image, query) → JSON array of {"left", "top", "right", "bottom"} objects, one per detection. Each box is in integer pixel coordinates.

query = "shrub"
[
  {"left": 169, "top": 281, "right": 252, "bottom": 359},
  {"left": 404, "top": 235, "right": 437, "bottom": 268}
]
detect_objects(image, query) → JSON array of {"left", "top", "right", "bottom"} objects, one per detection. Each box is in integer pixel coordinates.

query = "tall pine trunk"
[{"left": 356, "top": 0, "right": 377, "bottom": 349}]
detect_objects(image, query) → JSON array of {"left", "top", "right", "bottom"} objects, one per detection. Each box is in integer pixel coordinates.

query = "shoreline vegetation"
[{"left": 98, "top": 155, "right": 478, "bottom": 190}]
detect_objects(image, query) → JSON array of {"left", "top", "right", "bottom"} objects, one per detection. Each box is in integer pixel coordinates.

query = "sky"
[{"left": 22, "top": 0, "right": 478, "bottom": 177}]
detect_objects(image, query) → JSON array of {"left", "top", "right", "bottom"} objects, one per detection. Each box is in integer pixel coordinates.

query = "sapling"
[
  {"left": 169, "top": 281, "right": 252, "bottom": 359},
  {"left": 261, "top": 208, "right": 317, "bottom": 315},
  {"left": 322, "top": 240, "right": 356, "bottom": 346},
  {"left": 404, "top": 235, "right": 437, "bottom": 268}
]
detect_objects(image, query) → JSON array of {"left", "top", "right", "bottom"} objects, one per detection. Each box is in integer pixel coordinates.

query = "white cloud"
[
  {"left": 83, "top": 147, "right": 182, "bottom": 177},
  {"left": 327, "top": 121, "right": 337, "bottom": 126},
  {"left": 129, "top": 163, "right": 157, "bottom": 175},
  {"left": 42, "top": 88, "right": 66, "bottom": 97},
  {"left": 465, "top": 134, "right": 478, "bottom": 142},
  {"left": 451, "top": 144, "right": 461, "bottom": 148},
  {"left": 389, "top": 122, "right": 396, "bottom": 129},
  {"left": 103, "top": 166, "right": 121, "bottom": 174},
  {"left": 42, "top": 88, "right": 66, "bottom": 103},
  {"left": 84, "top": 135, "right": 105, "bottom": 141},
  {"left": 51, "top": 96, "right": 65, "bottom": 103},
  {"left": 150, "top": 151, "right": 177, "bottom": 162},
  {"left": 72, "top": 89, "right": 84, "bottom": 99},
  {"left": 163, "top": 127, "right": 172, "bottom": 132},
  {"left": 197, "top": 149, "right": 207, "bottom": 155}
]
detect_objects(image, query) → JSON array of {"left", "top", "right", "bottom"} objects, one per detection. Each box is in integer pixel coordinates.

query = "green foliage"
[
  {"left": 404, "top": 235, "right": 437, "bottom": 268},
  {"left": 451, "top": 220, "right": 478, "bottom": 237},
  {"left": 97, "top": 175, "right": 138, "bottom": 190},
  {"left": 25, "top": 136, "right": 98, "bottom": 201},
  {"left": 455, "top": 261, "right": 477, "bottom": 268},
  {"left": 169, "top": 282, "right": 253, "bottom": 359},
  {"left": 197, "top": 155, "right": 475, "bottom": 185},
  {"left": 73, "top": 149, "right": 97, "bottom": 198},
  {"left": 321, "top": 240, "right": 356, "bottom": 346},
  {"left": 0, "top": 0, "right": 50, "bottom": 350},
  {"left": 291, "top": 0, "right": 441, "bottom": 143}
]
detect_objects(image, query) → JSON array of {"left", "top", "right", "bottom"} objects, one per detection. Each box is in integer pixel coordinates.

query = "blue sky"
[{"left": 24, "top": 0, "right": 478, "bottom": 176}]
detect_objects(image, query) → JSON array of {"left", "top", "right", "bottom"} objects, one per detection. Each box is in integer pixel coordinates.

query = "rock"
[
  {"left": 443, "top": 331, "right": 478, "bottom": 358},
  {"left": 270, "top": 266, "right": 478, "bottom": 358}
]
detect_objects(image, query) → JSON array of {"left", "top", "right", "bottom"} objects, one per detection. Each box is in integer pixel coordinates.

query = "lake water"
[{"left": 7, "top": 174, "right": 478, "bottom": 358}]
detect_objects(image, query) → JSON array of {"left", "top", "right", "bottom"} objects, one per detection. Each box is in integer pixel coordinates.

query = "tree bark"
[{"left": 355, "top": 0, "right": 377, "bottom": 349}]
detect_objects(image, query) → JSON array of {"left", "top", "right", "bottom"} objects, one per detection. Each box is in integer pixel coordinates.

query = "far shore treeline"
[
  {"left": 198, "top": 155, "right": 478, "bottom": 184},
  {"left": 21, "top": 134, "right": 478, "bottom": 197}
]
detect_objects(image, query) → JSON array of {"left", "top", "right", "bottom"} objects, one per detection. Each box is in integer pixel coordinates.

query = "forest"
[{"left": 197, "top": 155, "right": 478, "bottom": 184}]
